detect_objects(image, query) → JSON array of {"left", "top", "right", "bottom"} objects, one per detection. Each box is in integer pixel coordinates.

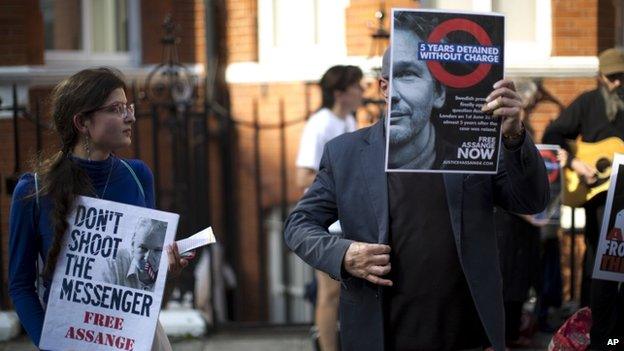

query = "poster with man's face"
[
  {"left": 39, "top": 196, "right": 178, "bottom": 351},
  {"left": 593, "top": 154, "right": 624, "bottom": 282},
  {"left": 385, "top": 9, "right": 504, "bottom": 173}
]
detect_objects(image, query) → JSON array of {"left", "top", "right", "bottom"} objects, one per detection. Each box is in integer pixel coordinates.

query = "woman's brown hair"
[{"left": 37, "top": 67, "right": 126, "bottom": 280}]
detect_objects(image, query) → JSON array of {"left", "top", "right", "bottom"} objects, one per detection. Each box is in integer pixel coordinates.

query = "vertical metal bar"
[
  {"left": 192, "top": 105, "right": 211, "bottom": 234},
  {"left": 12, "top": 84, "right": 20, "bottom": 174},
  {"left": 0, "top": 194, "right": 5, "bottom": 309},
  {"left": 219, "top": 109, "right": 238, "bottom": 320},
  {"left": 35, "top": 100, "right": 42, "bottom": 156},
  {"left": 278, "top": 99, "right": 291, "bottom": 322},
  {"left": 202, "top": 103, "right": 212, "bottom": 226},
  {"left": 0, "top": 175, "right": 5, "bottom": 309},
  {"left": 253, "top": 100, "right": 267, "bottom": 320},
  {"left": 132, "top": 81, "right": 141, "bottom": 159},
  {"left": 197, "top": 98, "right": 213, "bottom": 324},
  {"left": 151, "top": 105, "right": 161, "bottom": 207},
  {"left": 0, "top": 191, "right": 4, "bottom": 311},
  {"left": 201, "top": 9, "right": 215, "bottom": 226},
  {"left": 175, "top": 104, "right": 193, "bottom": 296},
  {"left": 304, "top": 82, "right": 312, "bottom": 121},
  {"left": 170, "top": 103, "right": 182, "bottom": 233},
  {"left": 570, "top": 208, "right": 576, "bottom": 300}
]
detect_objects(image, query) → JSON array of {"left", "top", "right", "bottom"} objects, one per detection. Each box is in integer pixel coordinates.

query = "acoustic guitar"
[{"left": 562, "top": 137, "right": 624, "bottom": 207}]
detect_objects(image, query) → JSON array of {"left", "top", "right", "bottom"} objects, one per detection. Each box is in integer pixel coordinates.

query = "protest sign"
[
  {"left": 385, "top": 9, "right": 504, "bottom": 173},
  {"left": 592, "top": 154, "right": 624, "bottom": 282},
  {"left": 40, "top": 196, "right": 178, "bottom": 351},
  {"left": 533, "top": 144, "right": 562, "bottom": 225}
]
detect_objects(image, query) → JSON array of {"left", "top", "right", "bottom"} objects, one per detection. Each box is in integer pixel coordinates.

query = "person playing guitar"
[{"left": 542, "top": 48, "right": 624, "bottom": 350}]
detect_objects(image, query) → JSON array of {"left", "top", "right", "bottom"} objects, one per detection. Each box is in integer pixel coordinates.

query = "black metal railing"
[{"left": 0, "top": 80, "right": 317, "bottom": 326}]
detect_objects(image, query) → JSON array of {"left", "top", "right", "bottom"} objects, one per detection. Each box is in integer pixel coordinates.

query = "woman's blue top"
[{"left": 8, "top": 156, "right": 155, "bottom": 345}]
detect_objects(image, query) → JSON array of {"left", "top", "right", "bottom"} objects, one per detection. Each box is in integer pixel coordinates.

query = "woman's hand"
[{"left": 167, "top": 242, "right": 196, "bottom": 278}]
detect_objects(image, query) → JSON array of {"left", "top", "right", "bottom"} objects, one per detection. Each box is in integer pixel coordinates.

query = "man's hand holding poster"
[
  {"left": 593, "top": 154, "right": 624, "bottom": 282},
  {"left": 39, "top": 196, "right": 178, "bottom": 351},
  {"left": 385, "top": 9, "right": 504, "bottom": 173}
]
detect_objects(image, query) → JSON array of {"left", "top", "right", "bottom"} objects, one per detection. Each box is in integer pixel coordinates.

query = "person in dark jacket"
[
  {"left": 542, "top": 47, "right": 624, "bottom": 351},
  {"left": 284, "top": 13, "right": 549, "bottom": 351}
]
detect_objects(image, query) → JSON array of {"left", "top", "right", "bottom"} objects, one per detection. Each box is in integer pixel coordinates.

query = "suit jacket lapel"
[
  {"left": 358, "top": 122, "right": 464, "bottom": 248},
  {"left": 360, "top": 122, "right": 389, "bottom": 244},
  {"left": 443, "top": 173, "right": 464, "bottom": 257}
]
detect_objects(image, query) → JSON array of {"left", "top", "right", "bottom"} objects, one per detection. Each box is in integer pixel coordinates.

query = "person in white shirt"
[{"left": 295, "top": 65, "right": 364, "bottom": 351}]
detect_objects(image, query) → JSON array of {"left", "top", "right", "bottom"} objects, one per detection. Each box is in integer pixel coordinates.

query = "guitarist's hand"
[
  {"left": 571, "top": 158, "right": 598, "bottom": 185},
  {"left": 557, "top": 149, "right": 568, "bottom": 168}
]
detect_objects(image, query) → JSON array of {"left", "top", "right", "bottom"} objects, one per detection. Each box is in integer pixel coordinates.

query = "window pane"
[
  {"left": 91, "top": 0, "right": 129, "bottom": 52},
  {"left": 421, "top": 0, "right": 473, "bottom": 10},
  {"left": 41, "top": 0, "right": 83, "bottom": 50},
  {"left": 493, "top": 0, "right": 536, "bottom": 42},
  {"left": 272, "top": 0, "right": 317, "bottom": 48}
]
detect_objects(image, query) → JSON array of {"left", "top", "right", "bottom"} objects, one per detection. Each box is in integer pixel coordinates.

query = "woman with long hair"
[{"left": 8, "top": 67, "right": 191, "bottom": 350}]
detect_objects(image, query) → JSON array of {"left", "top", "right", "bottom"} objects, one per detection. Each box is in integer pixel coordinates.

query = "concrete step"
[{"left": 159, "top": 308, "right": 207, "bottom": 337}]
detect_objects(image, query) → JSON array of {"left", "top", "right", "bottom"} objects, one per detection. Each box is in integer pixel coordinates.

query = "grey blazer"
[{"left": 284, "top": 121, "right": 549, "bottom": 351}]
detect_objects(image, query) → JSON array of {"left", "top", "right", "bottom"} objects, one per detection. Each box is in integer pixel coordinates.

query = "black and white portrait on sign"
[{"left": 103, "top": 217, "right": 167, "bottom": 292}]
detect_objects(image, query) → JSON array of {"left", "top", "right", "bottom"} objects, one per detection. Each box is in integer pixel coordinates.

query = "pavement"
[
  {"left": 0, "top": 326, "right": 553, "bottom": 351},
  {"left": 0, "top": 327, "right": 313, "bottom": 351}
]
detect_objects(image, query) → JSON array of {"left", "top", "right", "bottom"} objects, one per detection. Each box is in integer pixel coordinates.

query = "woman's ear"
[{"left": 72, "top": 113, "right": 89, "bottom": 134}]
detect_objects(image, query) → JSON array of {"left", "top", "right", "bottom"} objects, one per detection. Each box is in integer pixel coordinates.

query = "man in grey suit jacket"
[{"left": 284, "top": 28, "right": 549, "bottom": 351}]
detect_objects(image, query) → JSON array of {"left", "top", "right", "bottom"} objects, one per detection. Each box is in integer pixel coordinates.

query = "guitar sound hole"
[{"left": 596, "top": 158, "right": 611, "bottom": 173}]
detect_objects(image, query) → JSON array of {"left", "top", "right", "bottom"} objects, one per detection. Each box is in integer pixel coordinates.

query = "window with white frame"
[
  {"left": 420, "top": 0, "right": 552, "bottom": 62},
  {"left": 492, "top": 0, "right": 536, "bottom": 43},
  {"left": 40, "top": 0, "right": 140, "bottom": 66},
  {"left": 258, "top": 0, "right": 349, "bottom": 65}
]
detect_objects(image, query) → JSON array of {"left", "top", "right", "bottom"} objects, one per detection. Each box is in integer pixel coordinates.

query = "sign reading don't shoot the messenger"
[
  {"left": 39, "top": 196, "right": 178, "bottom": 351},
  {"left": 385, "top": 9, "right": 504, "bottom": 173}
]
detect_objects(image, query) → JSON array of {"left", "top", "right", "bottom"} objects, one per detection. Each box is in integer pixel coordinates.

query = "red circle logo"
[
  {"left": 426, "top": 18, "right": 493, "bottom": 89},
  {"left": 539, "top": 150, "right": 560, "bottom": 184}
]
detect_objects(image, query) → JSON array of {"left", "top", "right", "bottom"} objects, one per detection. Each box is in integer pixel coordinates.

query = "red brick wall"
[
  {"left": 225, "top": 0, "right": 258, "bottom": 62},
  {"left": 227, "top": 79, "right": 384, "bottom": 320},
  {"left": 0, "top": 0, "right": 44, "bottom": 65},
  {"left": 0, "top": 86, "right": 55, "bottom": 304},
  {"left": 228, "top": 82, "right": 311, "bottom": 320},
  {"left": 0, "top": 0, "right": 220, "bottom": 313},
  {"left": 141, "top": 0, "right": 206, "bottom": 64},
  {"left": 598, "top": 0, "right": 617, "bottom": 52},
  {"left": 530, "top": 78, "right": 598, "bottom": 142},
  {"left": 0, "top": 0, "right": 619, "bottom": 319},
  {"left": 221, "top": 0, "right": 617, "bottom": 316},
  {"left": 345, "top": 0, "right": 418, "bottom": 56},
  {"left": 552, "top": 0, "right": 615, "bottom": 56}
]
